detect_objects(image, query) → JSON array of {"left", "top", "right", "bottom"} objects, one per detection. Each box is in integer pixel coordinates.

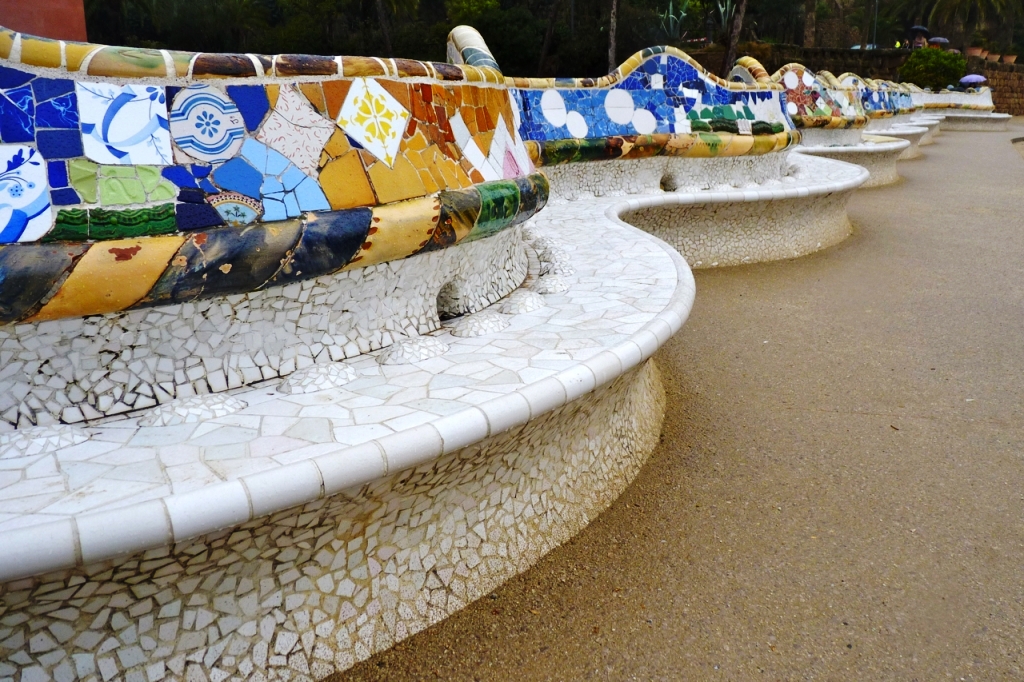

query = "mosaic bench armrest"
[
  {"left": 0, "top": 25, "right": 547, "bottom": 323},
  {"left": 448, "top": 29, "right": 800, "bottom": 166}
]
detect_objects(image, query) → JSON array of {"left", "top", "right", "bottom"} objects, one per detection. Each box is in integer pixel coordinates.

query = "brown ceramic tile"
[
  {"left": 322, "top": 80, "right": 352, "bottom": 120},
  {"left": 275, "top": 54, "right": 338, "bottom": 76},
  {"left": 192, "top": 53, "right": 258, "bottom": 79},
  {"left": 319, "top": 150, "right": 377, "bottom": 209},
  {"left": 394, "top": 58, "right": 429, "bottom": 78},
  {"left": 377, "top": 80, "right": 411, "bottom": 111},
  {"left": 433, "top": 62, "right": 464, "bottom": 81},
  {"left": 19, "top": 37, "right": 61, "bottom": 68}
]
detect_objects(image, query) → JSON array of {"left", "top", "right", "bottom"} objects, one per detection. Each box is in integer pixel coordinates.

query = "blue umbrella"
[{"left": 960, "top": 74, "right": 987, "bottom": 84}]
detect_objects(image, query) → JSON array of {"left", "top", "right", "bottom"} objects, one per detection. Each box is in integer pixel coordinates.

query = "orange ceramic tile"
[
  {"left": 474, "top": 105, "right": 493, "bottom": 134},
  {"left": 475, "top": 130, "right": 495, "bottom": 155},
  {"left": 0, "top": 29, "right": 16, "bottom": 59},
  {"left": 20, "top": 37, "right": 61, "bottom": 68},
  {"left": 322, "top": 80, "right": 352, "bottom": 120},
  {"left": 266, "top": 84, "right": 280, "bottom": 109},
  {"left": 31, "top": 236, "right": 185, "bottom": 321},
  {"left": 345, "top": 197, "right": 440, "bottom": 269},
  {"left": 378, "top": 80, "right": 411, "bottom": 111},
  {"left": 367, "top": 154, "right": 427, "bottom": 204},
  {"left": 65, "top": 42, "right": 100, "bottom": 71},
  {"left": 86, "top": 47, "right": 168, "bottom": 77},
  {"left": 319, "top": 151, "right": 377, "bottom": 209},
  {"left": 469, "top": 169, "right": 485, "bottom": 184},
  {"left": 298, "top": 83, "right": 327, "bottom": 114}
]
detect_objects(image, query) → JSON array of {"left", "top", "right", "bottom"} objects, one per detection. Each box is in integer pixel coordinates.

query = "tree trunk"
[
  {"left": 538, "top": 0, "right": 566, "bottom": 76},
  {"left": 375, "top": 0, "right": 393, "bottom": 57},
  {"left": 803, "top": 0, "right": 816, "bottom": 47},
  {"left": 720, "top": 0, "right": 748, "bottom": 77},
  {"left": 860, "top": 0, "right": 872, "bottom": 48},
  {"left": 608, "top": 0, "right": 618, "bottom": 72}
]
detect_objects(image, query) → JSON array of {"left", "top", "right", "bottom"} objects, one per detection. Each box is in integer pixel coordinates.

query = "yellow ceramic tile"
[
  {"left": 417, "top": 168, "right": 440, "bottom": 195},
  {"left": 475, "top": 131, "right": 495, "bottom": 156},
  {"left": 319, "top": 151, "right": 377, "bottom": 209},
  {"left": 0, "top": 29, "right": 16, "bottom": 60},
  {"left": 20, "top": 37, "right": 61, "bottom": 68},
  {"left": 345, "top": 197, "right": 440, "bottom": 269},
  {"left": 266, "top": 84, "right": 280, "bottom": 109},
  {"left": 321, "top": 129, "right": 352, "bottom": 159},
  {"left": 367, "top": 154, "right": 427, "bottom": 204},
  {"left": 170, "top": 50, "right": 193, "bottom": 77},
  {"left": 422, "top": 147, "right": 448, "bottom": 190},
  {"left": 87, "top": 47, "right": 168, "bottom": 77},
  {"left": 31, "top": 236, "right": 185, "bottom": 321},
  {"left": 405, "top": 131, "right": 429, "bottom": 152},
  {"left": 65, "top": 42, "right": 100, "bottom": 71}
]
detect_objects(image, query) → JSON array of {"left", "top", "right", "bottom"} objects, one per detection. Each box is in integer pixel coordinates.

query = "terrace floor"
[{"left": 339, "top": 120, "right": 1024, "bottom": 680}]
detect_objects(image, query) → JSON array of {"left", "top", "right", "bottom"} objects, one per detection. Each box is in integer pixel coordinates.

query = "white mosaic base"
[
  {"left": 913, "top": 89, "right": 995, "bottom": 110},
  {"left": 498, "top": 290, "right": 546, "bottom": 315},
  {"left": 941, "top": 112, "right": 1012, "bottom": 132},
  {"left": 376, "top": 337, "right": 451, "bottom": 365},
  {"left": 0, "top": 229, "right": 527, "bottom": 431},
  {"left": 543, "top": 153, "right": 791, "bottom": 200},
  {"left": 884, "top": 125, "right": 928, "bottom": 160},
  {"left": 444, "top": 310, "right": 510, "bottom": 338},
  {"left": 0, "top": 362, "right": 666, "bottom": 682},
  {"left": 799, "top": 127, "right": 865, "bottom": 147},
  {"left": 278, "top": 364, "right": 358, "bottom": 396},
  {"left": 137, "top": 395, "right": 249, "bottom": 428},
  {"left": 0, "top": 426, "right": 89, "bottom": 460},
  {"left": 797, "top": 135, "right": 910, "bottom": 188},
  {"left": 912, "top": 117, "right": 942, "bottom": 145}
]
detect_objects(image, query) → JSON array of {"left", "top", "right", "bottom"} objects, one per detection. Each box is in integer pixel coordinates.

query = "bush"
[{"left": 899, "top": 49, "right": 967, "bottom": 90}]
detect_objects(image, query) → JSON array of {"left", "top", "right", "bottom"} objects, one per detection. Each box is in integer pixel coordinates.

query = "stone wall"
[{"left": 968, "top": 57, "right": 1024, "bottom": 115}]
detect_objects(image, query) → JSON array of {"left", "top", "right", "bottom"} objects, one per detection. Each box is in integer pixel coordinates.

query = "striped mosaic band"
[
  {"left": 526, "top": 130, "right": 796, "bottom": 167},
  {"left": 0, "top": 173, "right": 548, "bottom": 325},
  {"left": 0, "top": 27, "right": 504, "bottom": 84}
]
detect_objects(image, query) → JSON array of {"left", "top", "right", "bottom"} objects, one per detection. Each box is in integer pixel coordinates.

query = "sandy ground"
[{"left": 337, "top": 122, "right": 1024, "bottom": 681}]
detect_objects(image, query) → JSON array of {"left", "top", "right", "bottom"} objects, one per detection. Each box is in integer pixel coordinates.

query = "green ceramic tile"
[
  {"left": 68, "top": 159, "right": 99, "bottom": 204},
  {"left": 463, "top": 180, "right": 520, "bottom": 244},
  {"left": 89, "top": 204, "right": 178, "bottom": 240},
  {"left": 137, "top": 166, "right": 178, "bottom": 201},
  {"left": 43, "top": 209, "right": 90, "bottom": 242}
]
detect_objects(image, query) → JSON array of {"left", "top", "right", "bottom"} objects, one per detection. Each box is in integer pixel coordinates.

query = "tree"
[
  {"left": 609, "top": 0, "right": 619, "bottom": 72},
  {"left": 720, "top": 0, "right": 748, "bottom": 76}
]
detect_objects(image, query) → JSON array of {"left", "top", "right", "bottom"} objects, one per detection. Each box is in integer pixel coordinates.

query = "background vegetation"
[{"left": 83, "top": 0, "right": 1024, "bottom": 78}]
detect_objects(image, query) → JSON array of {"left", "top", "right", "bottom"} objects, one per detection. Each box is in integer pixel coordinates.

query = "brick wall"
[
  {"left": 0, "top": 0, "right": 87, "bottom": 41},
  {"left": 969, "top": 57, "right": 1024, "bottom": 115}
]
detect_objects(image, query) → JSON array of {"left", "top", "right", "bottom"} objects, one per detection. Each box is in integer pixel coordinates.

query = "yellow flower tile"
[{"left": 31, "top": 236, "right": 185, "bottom": 321}]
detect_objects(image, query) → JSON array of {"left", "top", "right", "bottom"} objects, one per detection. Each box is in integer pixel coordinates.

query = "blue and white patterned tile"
[
  {"left": 170, "top": 85, "right": 246, "bottom": 163},
  {"left": 0, "top": 145, "right": 52, "bottom": 243},
  {"left": 76, "top": 82, "right": 172, "bottom": 165}
]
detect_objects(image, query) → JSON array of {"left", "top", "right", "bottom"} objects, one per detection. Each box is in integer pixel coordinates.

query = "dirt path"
[{"left": 339, "top": 123, "right": 1024, "bottom": 681}]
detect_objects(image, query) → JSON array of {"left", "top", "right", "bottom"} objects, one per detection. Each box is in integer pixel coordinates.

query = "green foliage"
[
  {"left": 445, "top": 0, "right": 498, "bottom": 24},
  {"left": 899, "top": 49, "right": 967, "bottom": 90},
  {"left": 659, "top": 0, "right": 691, "bottom": 41}
]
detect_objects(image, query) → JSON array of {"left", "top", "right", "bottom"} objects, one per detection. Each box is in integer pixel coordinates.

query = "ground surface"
[{"left": 337, "top": 123, "right": 1024, "bottom": 680}]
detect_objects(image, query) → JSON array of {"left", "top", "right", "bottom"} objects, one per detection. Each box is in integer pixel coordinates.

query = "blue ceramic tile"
[
  {"left": 175, "top": 201, "right": 224, "bottom": 231},
  {"left": 263, "top": 197, "right": 287, "bottom": 221},
  {"left": 0, "top": 146, "right": 51, "bottom": 243},
  {"left": 226, "top": 85, "right": 271, "bottom": 132},
  {"left": 36, "top": 129, "right": 83, "bottom": 159},
  {"left": 162, "top": 165, "right": 199, "bottom": 189},
  {"left": 177, "top": 187, "right": 207, "bottom": 204},
  {"left": 50, "top": 187, "right": 81, "bottom": 205},
  {"left": 0, "top": 87, "right": 34, "bottom": 143},
  {"left": 0, "top": 65, "right": 33, "bottom": 90},
  {"left": 35, "top": 93, "right": 78, "bottom": 129},
  {"left": 31, "top": 78, "right": 74, "bottom": 102},
  {"left": 212, "top": 157, "right": 262, "bottom": 199},
  {"left": 47, "top": 160, "right": 68, "bottom": 188},
  {"left": 294, "top": 177, "right": 329, "bottom": 211},
  {"left": 282, "top": 192, "right": 300, "bottom": 217},
  {"left": 269, "top": 209, "right": 371, "bottom": 285}
]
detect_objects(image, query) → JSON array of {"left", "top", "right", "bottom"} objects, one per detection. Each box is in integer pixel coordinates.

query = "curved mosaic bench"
[
  {"left": 910, "top": 86, "right": 1011, "bottom": 132},
  {"left": 731, "top": 61, "right": 908, "bottom": 188},
  {"left": 450, "top": 30, "right": 867, "bottom": 268},
  {"left": 0, "top": 24, "right": 698, "bottom": 681}
]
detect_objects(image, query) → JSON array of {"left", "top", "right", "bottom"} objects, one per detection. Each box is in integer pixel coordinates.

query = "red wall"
[{"left": 0, "top": 0, "right": 87, "bottom": 41}]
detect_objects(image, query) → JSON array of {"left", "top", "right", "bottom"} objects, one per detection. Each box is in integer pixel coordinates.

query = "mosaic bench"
[
  {"left": 447, "top": 29, "right": 868, "bottom": 269},
  {"left": 728, "top": 60, "right": 907, "bottom": 188},
  {"left": 910, "top": 86, "right": 1011, "bottom": 132},
  {"left": 0, "top": 24, "right": 696, "bottom": 680}
]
